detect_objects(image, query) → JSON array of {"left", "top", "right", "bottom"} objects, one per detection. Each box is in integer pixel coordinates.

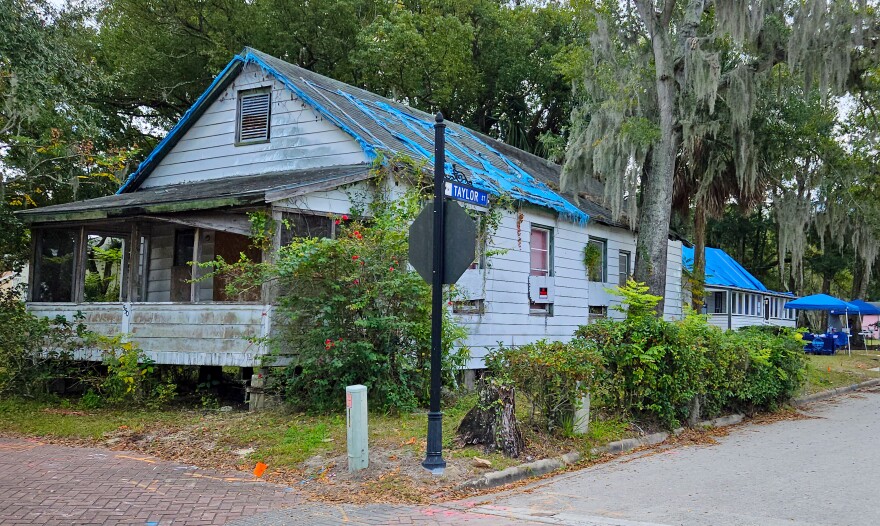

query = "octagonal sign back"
[{"left": 408, "top": 200, "right": 477, "bottom": 285}]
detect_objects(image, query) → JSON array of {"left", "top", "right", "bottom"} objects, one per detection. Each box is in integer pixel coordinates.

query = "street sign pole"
[{"left": 422, "top": 112, "right": 447, "bottom": 474}]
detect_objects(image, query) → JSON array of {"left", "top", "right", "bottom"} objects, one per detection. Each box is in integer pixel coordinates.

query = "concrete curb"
[
  {"left": 456, "top": 380, "right": 880, "bottom": 492},
  {"left": 458, "top": 413, "right": 746, "bottom": 491},
  {"left": 456, "top": 451, "right": 582, "bottom": 491},
  {"left": 793, "top": 377, "right": 880, "bottom": 407}
]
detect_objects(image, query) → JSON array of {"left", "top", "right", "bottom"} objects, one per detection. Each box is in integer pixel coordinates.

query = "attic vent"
[{"left": 237, "top": 89, "right": 271, "bottom": 144}]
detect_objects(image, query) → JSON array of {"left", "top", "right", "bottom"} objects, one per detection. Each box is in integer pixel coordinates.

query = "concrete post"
[
  {"left": 574, "top": 392, "right": 590, "bottom": 435},
  {"left": 346, "top": 385, "right": 368, "bottom": 472}
]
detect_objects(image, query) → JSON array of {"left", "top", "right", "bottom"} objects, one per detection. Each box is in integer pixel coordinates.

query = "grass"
[
  {"left": 803, "top": 352, "right": 880, "bottom": 394},
  {"left": 0, "top": 391, "right": 620, "bottom": 477},
  {"left": 0, "top": 398, "right": 193, "bottom": 439}
]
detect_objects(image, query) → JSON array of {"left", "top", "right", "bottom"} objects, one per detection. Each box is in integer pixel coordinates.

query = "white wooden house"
[
  {"left": 683, "top": 246, "right": 796, "bottom": 330},
  {"left": 19, "top": 48, "right": 685, "bottom": 370}
]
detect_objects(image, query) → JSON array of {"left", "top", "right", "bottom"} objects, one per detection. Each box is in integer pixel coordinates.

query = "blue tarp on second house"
[{"left": 682, "top": 246, "right": 768, "bottom": 291}]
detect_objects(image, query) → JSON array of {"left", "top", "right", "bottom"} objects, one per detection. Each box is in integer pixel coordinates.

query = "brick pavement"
[
  {"left": 0, "top": 437, "right": 301, "bottom": 525},
  {"left": 0, "top": 437, "right": 544, "bottom": 526}
]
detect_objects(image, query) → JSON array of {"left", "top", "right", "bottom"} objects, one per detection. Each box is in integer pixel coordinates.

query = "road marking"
[{"left": 115, "top": 454, "right": 157, "bottom": 464}]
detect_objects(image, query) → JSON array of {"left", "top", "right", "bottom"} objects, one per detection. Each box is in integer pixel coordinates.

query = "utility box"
[{"left": 346, "top": 384, "right": 369, "bottom": 472}]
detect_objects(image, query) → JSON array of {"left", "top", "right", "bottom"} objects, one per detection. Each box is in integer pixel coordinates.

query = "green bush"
[
  {"left": 0, "top": 288, "right": 87, "bottom": 398},
  {"left": 272, "top": 188, "right": 469, "bottom": 412},
  {"left": 485, "top": 339, "right": 601, "bottom": 433},
  {"left": 731, "top": 326, "right": 806, "bottom": 410},
  {"left": 572, "top": 281, "right": 807, "bottom": 429},
  {"left": 94, "top": 336, "right": 177, "bottom": 408},
  {"left": 207, "top": 170, "right": 471, "bottom": 412}
]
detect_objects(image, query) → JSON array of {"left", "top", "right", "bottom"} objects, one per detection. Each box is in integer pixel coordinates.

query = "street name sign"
[{"left": 444, "top": 181, "right": 489, "bottom": 208}]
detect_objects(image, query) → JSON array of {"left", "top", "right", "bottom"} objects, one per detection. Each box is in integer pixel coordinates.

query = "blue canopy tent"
[
  {"left": 785, "top": 294, "right": 861, "bottom": 355},
  {"left": 831, "top": 299, "right": 880, "bottom": 352}
]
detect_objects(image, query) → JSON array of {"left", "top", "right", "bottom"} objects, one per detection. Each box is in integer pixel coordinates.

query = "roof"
[
  {"left": 682, "top": 246, "right": 772, "bottom": 293},
  {"left": 117, "top": 47, "right": 599, "bottom": 226},
  {"left": 17, "top": 165, "right": 371, "bottom": 224}
]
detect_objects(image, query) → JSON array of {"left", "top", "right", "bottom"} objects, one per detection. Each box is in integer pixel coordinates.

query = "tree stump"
[{"left": 457, "top": 381, "right": 524, "bottom": 458}]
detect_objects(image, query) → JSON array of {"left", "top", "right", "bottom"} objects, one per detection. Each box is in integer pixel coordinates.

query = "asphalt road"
[{"left": 461, "top": 387, "right": 880, "bottom": 526}]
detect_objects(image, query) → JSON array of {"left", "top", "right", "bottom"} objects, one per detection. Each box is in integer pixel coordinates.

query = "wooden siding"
[
  {"left": 146, "top": 225, "right": 214, "bottom": 301},
  {"left": 140, "top": 63, "right": 368, "bottom": 189},
  {"left": 663, "top": 241, "right": 684, "bottom": 320},
  {"left": 27, "top": 302, "right": 271, "bottom": 366}
]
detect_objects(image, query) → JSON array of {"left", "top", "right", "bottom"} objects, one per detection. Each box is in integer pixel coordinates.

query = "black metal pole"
[{"left": 422, "top": 112, "right": 447, "bottom": 473}]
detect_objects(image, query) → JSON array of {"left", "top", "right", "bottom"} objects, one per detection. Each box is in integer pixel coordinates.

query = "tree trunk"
[
  {"left": 632, "top": 1, "right": 679, "bottom": 314},
  {"left": 457, "top": 381, "right": 524, "bottom": 458},
  {"left": 852, "top": 257, "right": 869, "bottom": 300},
  {"left": 692, "top": 203, "right": 707, "bottom": 311}
]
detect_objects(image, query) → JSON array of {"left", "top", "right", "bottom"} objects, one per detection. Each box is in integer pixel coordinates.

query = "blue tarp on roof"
[
  {"left": 682, "top": 246, "right": 768, "bottom": 292},
  {"left": 785, "top": 294, "right": 860, "bottom": 312},
  {"left": 118, "top": 48, "right": 589, "bottom": 224}
]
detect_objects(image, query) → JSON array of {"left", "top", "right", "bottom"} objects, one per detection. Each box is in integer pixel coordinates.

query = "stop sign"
[{"left": 408, "top": 200, "right": 476, "bottom": 285}]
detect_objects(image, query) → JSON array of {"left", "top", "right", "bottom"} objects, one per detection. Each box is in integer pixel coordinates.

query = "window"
[
  {"left": 530, "top": 227, "right": 551, "bottom": 277},
  {"left": 280, "top": 213, "right": 333, "bottom": 245},
  {"left": 618, "top": 250, "right": 631, "bottom": 287},
  {"left": 31, "top": 229, "right": 78, "bottom": 302},
  {"left": 84, "top": 234, "right": 126, "bottom": 302},
  {"left": 736, "top": 293, "right": 743, "bottom": 314},
  {"left": 237, "top": 89, "right": 271, "bottom": 144},
  {"left": 588, "top": 305, "right": 607, "bottom": 323},
  {"left": 173, "top": 229, "right": 196, "bottom": 267},
  {"left": 529, "top": 226, "right": 552, "bottom": 314},
  {"left": 453, "top": 299, "right": 484, "bottom": 315},
  {"left": 713, "top": 291, "right": 726, "bottom": 314},
  {"left": 587, "top": 238, "right": 607, "bottom": 282}
]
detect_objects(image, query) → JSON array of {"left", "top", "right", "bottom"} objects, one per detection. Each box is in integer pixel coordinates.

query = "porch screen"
[{"left": 32, "top": 229, "right": 77, "bottom": 302}]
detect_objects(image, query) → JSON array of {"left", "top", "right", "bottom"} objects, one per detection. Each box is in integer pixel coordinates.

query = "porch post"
[
  {"left": 190, "top": 227, "right": 201, "bottom": 303},
  {"left": 26, "top": 230, "right": 38, "bottom": 302},
  {"left": 73, "top": 226, "right": 87, "bottom": 303},
  {"left": 126, "top": 223, "right": 141, "bottom": 302}
]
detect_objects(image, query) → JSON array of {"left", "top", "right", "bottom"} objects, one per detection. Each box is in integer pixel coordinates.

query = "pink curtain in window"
[{"left": 530, "top": 229, "right": 547, "bottom": 276}]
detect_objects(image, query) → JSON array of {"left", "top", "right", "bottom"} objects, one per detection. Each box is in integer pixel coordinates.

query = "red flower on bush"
[
  {"left": 342, "top": 214, "right": 349, "bottom": 221},
  {"left": 389, "top": 266, "right": 395, "bottom": 272},
  {"left": 352, "top": 255, "right": 359, "bottom": 260}
]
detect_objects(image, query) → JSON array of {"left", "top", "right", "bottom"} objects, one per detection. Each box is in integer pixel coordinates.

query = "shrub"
[
  {"left": 732, "top": 326, "right": 806, "bottom": 410},
  {"left": 93, "top": 336, "right": 177, "bottom": 407},
  {"left": 485, "top": 339, "right": 601, "bottom": 433},
  {"left": 207, "top": 173, "right": 471, "bottom": 412},
  {"left": 0, "top": 288, "right": 87, "bottom": 398},
  {"left": 273, "top": 188, "right": 469, "bottom": 412},
  {"left": 573, "top": 281, "right": 808, "bottom": 429}
]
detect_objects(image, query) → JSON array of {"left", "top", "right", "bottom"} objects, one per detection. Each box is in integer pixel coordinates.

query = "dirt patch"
[{"left": 747, "top": 407, "right": 821, "bottom": 425}]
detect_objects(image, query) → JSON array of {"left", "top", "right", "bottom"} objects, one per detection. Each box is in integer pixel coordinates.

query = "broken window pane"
[
  {"left": 32, "top": 229, "right": 77, "bottom": 302},
  {"left": 84, "top": 234, "right": 126, "bottom": 302},
  {"left": 280, "top": 213, "right": 332, "bottom": 245}
]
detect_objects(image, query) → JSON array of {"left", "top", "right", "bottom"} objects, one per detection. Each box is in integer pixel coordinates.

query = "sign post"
[{"left": 422, "top": 112, "right": 448, "bottom": 474}]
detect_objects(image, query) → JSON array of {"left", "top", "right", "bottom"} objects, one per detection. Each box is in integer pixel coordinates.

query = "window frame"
[
  {"left": 529, "top": 225, "right": 553, "bottom": 278},
  {"left": 587, "top": 237, "right": 607, "bottom": 283},
  {"left": 529, "top": 225, "right": 553, "bottom": 315},
  {"left": 235, "top": 88, "right": 272, "bottom": 145},
  {"left": 618, "top": 250, "right": 631, "bottom": 287},
  {"left": 713, "top": 290, "right": 726, "bottom": 314}
]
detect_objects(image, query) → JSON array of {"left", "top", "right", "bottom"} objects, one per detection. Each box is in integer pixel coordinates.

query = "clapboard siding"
[
  {"left": 28, "top": 303, "right": 271, "bottom": 366},
  {"left": 141, "top": 63, "right": 368, "bottom": 189},
  {"left": 130, "top": 304, "right": 268, "bottom": 366},
  {"left": 147, "top": 226, "right": 174, "bottom": 301},
  {"left": 664, "top": 241, "right": 684, "bottom": 319}
]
